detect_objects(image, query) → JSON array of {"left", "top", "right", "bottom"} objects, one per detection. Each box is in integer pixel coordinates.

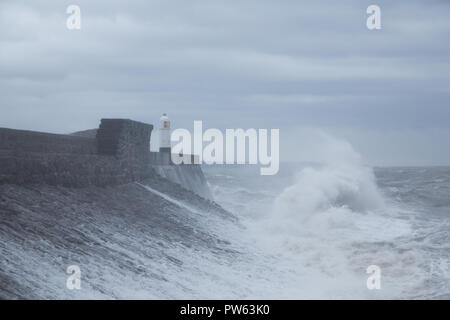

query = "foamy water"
[
  {"left": 1, "top": 136, "right": 448, "bottom": 299},
  {"left": 204, "top": 144, "right": 450, "bottom": 299}
]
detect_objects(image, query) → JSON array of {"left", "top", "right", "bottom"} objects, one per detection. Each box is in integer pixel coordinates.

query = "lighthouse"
[{"left": 159, "top": 113, "right": 171, "bottom": 153}]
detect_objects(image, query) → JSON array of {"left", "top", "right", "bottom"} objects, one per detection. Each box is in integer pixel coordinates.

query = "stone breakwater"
[
  {"left": 0, "top": 119, "right": 153, "bottom": 187},
  {"left": 0, "top": 118, "right": 211, "bottom": 199},
  {"left": 0, "top": 174, "right": 236, "bottom": 299},
  {"left": 0, "top": 118, "right": 234, "bottom": 299}
]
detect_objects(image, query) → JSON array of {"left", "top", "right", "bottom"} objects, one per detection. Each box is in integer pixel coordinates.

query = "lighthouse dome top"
[{"left": 159, "top": 113, "right": 170, "bottom": 129}]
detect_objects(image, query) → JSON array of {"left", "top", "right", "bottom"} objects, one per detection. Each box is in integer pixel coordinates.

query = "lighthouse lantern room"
[{"left": 159, "top": 113, "right": 171, "bottom": 153}]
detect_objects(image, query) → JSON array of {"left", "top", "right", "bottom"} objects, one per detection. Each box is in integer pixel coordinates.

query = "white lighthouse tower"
[{"left": 159, "top": 113, "right": 171, "bottom": 153}]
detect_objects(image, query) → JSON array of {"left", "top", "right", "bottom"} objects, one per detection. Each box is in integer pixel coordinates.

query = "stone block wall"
[
  {"left": 0, "top": 151, "right": 129, "bottom": 187},
  {"left": 0, "top": 118, "right": 211, "bottom": 199},
  {"left": 0, "top": 128, "right": 97, "bottom": 154},
  {"left": 97, "top": 119, "right": 154, "bottom": 181},
  {"left": 0, "top": 119, "right": 154, "bottom": 187}
]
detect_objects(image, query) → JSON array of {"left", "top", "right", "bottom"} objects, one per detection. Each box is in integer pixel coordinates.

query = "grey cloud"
[{"left": 0, "top": 0, "right": 449, "bottom": 165}]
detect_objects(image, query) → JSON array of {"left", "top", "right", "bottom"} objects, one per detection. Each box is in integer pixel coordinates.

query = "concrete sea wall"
[
  {"left": 152, "top": 164, "right": 212, "bottom": 200},
  {"left": 0, "top": 119, "right": 212, "bottom": 199}
]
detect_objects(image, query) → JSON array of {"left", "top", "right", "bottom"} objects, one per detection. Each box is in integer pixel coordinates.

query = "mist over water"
[{"left": 204, "top": 133, "right": 450, "bottom": 299}]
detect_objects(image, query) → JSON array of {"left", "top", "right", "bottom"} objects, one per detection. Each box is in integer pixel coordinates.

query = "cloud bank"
[{"left": 0, "top": 0, "right": 449, "bottom": 165}]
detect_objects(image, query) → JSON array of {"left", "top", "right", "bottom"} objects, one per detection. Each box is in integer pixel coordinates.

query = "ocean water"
[
  {"left": 1, "top": 137, "right": 449, "bottom": 299},
  {"left": 203, "top": 163, "right": 450, "bottom": 299}
]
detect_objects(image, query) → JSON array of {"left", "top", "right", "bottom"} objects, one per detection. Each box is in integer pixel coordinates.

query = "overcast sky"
[{"left": 1, "top": 0, "right": 449, "bottom": 166}]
